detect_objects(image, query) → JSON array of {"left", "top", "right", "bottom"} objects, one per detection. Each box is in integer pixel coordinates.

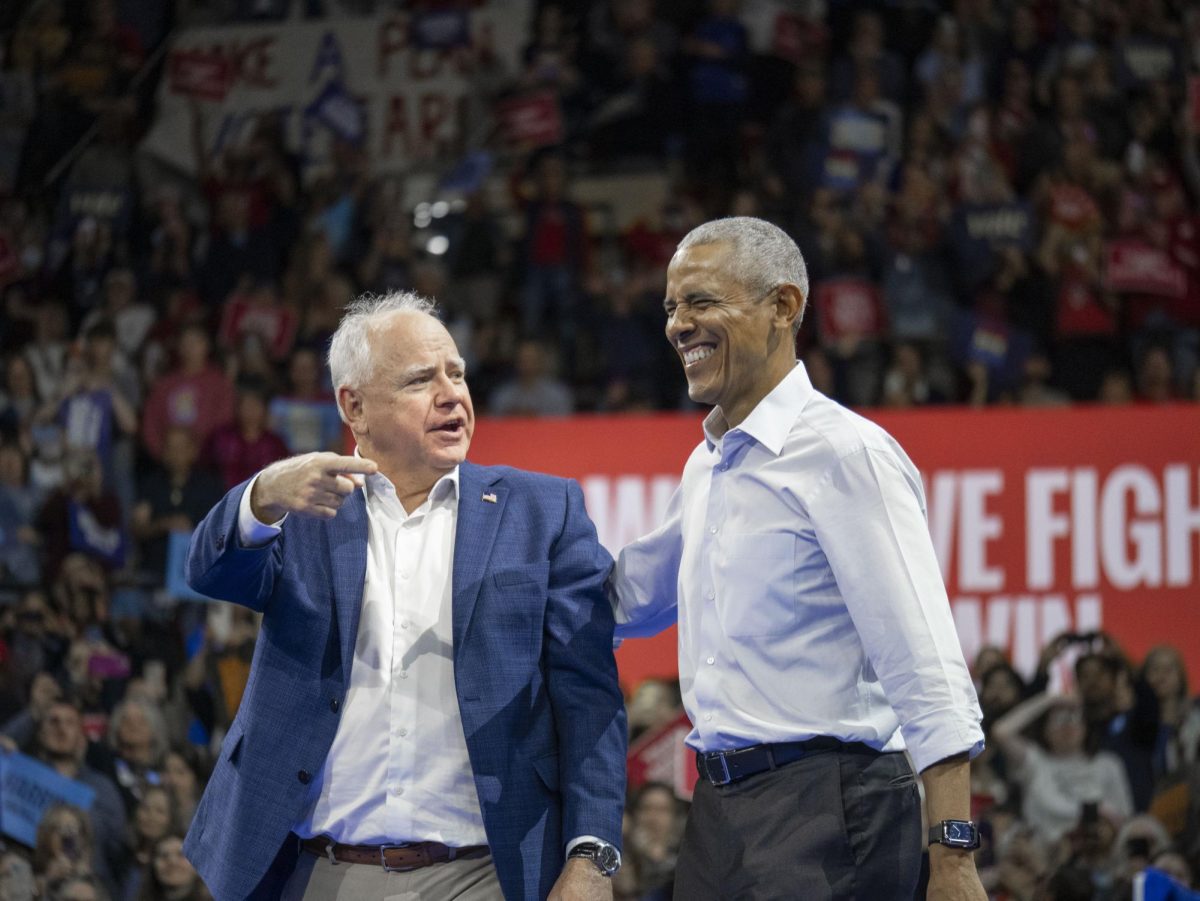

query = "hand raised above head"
[{"left": 250, "top": 452, "right": 378, "bottom": 523}]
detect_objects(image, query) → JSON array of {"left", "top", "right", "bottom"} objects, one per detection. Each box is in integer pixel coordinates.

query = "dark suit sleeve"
[
  {"left": 544, "top": 479, "right": 627, "bottom": 850},
  {"left": 185, "top": 478, "right": 283, "bottom": 612}
]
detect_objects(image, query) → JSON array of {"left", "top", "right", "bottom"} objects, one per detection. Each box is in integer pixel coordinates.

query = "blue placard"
[
  {"left": 1134, "top": 868, "right": 1200, "bottom": 901},
  {"left": 166, "top": 530, "right": 220, "bottom": 603},
  {"left": 0, "top": 752, "right": 96, "bottom": 847}
]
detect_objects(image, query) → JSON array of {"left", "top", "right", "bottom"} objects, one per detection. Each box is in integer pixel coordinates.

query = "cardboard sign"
[
  {"left": 0, "top": 752, "right": 96, "bottom": 847},
  {"left": 166, "top": 530, "right": 219, "bottom": 603}
]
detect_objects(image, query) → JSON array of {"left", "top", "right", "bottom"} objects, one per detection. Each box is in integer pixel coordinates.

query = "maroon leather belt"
[{"left": 299, "top": 836, "right": 490, "bottom": 872}]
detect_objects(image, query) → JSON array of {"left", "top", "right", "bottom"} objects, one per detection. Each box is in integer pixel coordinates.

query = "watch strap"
[{"left": 567, "top": 840, "right": 621, "bottom": 876}]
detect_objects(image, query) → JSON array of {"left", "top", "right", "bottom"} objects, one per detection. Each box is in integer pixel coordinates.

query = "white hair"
[
  {"left": 107, "top": 697, "right": 169, "bottom": 764},
  {"left": 326, "top": 291, "right": 439, "bottom": 421},
  {"left": 676, "top": 217, "right": 809, "bottom": 333}
]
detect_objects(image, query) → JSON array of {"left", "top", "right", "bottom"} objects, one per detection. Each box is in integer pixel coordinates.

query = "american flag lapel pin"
[{"left": 482, "top": 492, "right": 498, "bottom": 504}]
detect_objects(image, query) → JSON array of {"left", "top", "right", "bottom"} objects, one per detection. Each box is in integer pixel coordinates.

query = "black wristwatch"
[
  {"left": 567, "top": 841, "right": 621, "bottom": 877},
  {"left": 928, "top": 819, "right": 980, "bottom": 850}
]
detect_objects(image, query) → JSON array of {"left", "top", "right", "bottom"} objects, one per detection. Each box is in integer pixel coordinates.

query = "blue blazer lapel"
[
  {"left": 327, "top": 489, "right": 368, "bottom": 683},
  {"left": 453, "top": 462, "right": 506, "bottom": 655}
]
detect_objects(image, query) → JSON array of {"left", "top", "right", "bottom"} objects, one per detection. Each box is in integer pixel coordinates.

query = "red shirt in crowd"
[
  {"left": 203, "top": 424, "right": 290, "bottom": 490},
  {"left": 141, "top": 365, "right": 235, "bottom": 462}
]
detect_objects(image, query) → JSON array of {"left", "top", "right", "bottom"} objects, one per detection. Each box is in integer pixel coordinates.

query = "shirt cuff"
[
  {"left": 565, "top": 835, "right": 620, "bottom": 866},
  {"left": 901, "top": 706, "right": 986, "bottom": 774},
  {"left": 237, "top": 474, "right": 286, "bottom": 547}
]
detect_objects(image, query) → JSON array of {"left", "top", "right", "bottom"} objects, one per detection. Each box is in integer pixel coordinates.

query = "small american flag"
[{"left": 482, "top": 492, "right": 498, "bottom": 504}]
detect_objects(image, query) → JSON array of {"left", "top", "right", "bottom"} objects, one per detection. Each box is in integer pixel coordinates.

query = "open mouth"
[
  {"left": 432, "top": 418, "right": 465, "bottom": 434},
  {"left": 682, "top": 344, "right": 716, "bottom": 367}
]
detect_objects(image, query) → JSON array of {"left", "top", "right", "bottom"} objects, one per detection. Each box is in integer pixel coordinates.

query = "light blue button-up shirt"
[{"left": 612, "top": 363, "right": 984, "bottom": 773}]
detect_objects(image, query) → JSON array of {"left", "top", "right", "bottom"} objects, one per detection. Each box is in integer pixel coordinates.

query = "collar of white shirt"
[
  {"left": 355, "top": 449, "right": 461, "bottom": 512},
  {"left": 702, "top": 362, "right": 813, "bottom": 455}
]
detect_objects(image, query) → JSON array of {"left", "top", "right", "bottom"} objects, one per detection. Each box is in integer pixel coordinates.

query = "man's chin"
[{"left": 686, "top": 381, "right": 717, "bottom": 407}]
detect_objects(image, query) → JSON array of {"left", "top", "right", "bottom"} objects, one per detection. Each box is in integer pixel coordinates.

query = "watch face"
[
  {"left": 944, "top": 821, "right": 977, "bottom": 847},
  {"left": 596, "top": 845, "right": 620, "bottom": 874}
]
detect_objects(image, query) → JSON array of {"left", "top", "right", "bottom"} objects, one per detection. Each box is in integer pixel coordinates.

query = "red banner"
[
  {"left": 469, "top": 405, "right": 1200, "bottom": 691},
  {"left": 1105, "top": 239, "right": 1188, "bottom": 299},
  {"left": 496, "top": 91, "right": 563, "bottom": 150},
  {"left": 167, "top": 49, "right": 233, "bottom": 102}
]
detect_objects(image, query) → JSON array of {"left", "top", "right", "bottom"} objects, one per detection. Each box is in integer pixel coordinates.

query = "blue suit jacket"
[{"left": 182, "top": 462, "right": 626, "bottom": 900}]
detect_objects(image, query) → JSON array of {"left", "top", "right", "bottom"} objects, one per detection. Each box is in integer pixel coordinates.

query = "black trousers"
[{"left": 674, "top": 747, "right": 922, "bottom": 901}]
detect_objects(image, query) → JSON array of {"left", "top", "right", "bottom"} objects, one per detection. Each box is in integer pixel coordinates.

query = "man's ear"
[
  {"left": 338, "top": 386, "right": 365, "bottom": 435},
  {"left": 774, "top": 284, "right": 805, "bottom": 332}
]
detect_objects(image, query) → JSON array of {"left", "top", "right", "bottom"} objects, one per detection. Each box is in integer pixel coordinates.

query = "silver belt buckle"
[
  {"left": 704, "top": 752, "right": 733, "bottom": 786},
  {"left": 379, "top": 843, "right": 419, "bottom": 873}
]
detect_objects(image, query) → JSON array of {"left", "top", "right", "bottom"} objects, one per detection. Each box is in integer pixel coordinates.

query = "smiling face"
[
  {"left": 135, "top": 787, "right": 172, "bottom": 842},
  {"left": 152, "top": 836, "right": 196, "bottom": 891},
  {"left": 339, "top": 311, "right": 474, "bottom": 490},
  {"left": 664, "top": 242, "right": 800, "bottom": 428}
]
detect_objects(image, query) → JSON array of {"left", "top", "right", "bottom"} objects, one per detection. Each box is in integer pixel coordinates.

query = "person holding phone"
[{"left": 990, "top": 688, "right": 1134, "bottom": 844}]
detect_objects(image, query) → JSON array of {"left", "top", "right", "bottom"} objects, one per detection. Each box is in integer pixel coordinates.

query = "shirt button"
[
  {"left": 706, "top": 656, "right": 715, "bottom": 665},
  {"left": 329, "top": 698, "right": 340, "bottom": 713},
  {"left": 709, "top": 526, "right": 717, "bottom": 534},
  {"left": 398, "top": 727, "right": 408, "bottom": 737},
  {"left": 297, "top": 770, "right": 311, "bottom": 784},
  {"left": 707, "top": 590, "right": 715, "bottom": 600},
  {"left": 399, "top": 670, "right": 409, "bottom": 679},
  {"left": 704, "top": 714, "right": 713, "bottom": 722},
  {"left": 393, "top": 785, "right": 404, "bottom": 796},
  {"left": 400, "top": 571, "right": 410, "bottom": 580},
  {"left": 400, "top": 620, "right": 410, "bottom": 630}
]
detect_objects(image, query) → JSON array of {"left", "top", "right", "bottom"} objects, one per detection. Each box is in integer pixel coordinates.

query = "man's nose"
[
  {"left": 434, "top": 375, "right": 466, "bottom": 405},
  {"left": 666, "top": 308, "right": 695, "bottom": 343}
]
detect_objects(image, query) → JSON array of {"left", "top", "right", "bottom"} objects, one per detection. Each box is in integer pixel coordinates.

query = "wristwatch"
[
  {"left": 928, "top": 819, "right": 980, "bottom": 850},
  {"left": 567, "top": 841, "right": 621, "bottom": 877}
]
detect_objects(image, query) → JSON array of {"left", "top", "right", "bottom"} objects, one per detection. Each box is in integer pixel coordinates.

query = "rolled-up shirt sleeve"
[{"left": 808, "top": 446, "right": 984, "bottom": 774}]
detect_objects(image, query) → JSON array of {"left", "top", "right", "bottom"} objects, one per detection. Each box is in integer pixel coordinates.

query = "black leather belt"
[
  {"left": 695, "top": 737, "right": 879, "bottom": 786},
  {"left": 299, "top": 836, "right": 489, "bottom": 872}
]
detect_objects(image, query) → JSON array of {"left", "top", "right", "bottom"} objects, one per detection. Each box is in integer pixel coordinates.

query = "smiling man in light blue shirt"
[{"left": 611, "top": 217, "right": 986, "bottom": 901}]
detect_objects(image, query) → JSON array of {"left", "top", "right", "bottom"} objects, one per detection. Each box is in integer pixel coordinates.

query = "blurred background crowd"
[{"left": 0, "top": 0, "right": 1198, "bottom": 898}]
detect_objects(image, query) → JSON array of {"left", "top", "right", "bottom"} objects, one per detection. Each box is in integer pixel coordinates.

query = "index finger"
[{"left": 323, "top": 455, "right": 379, "bottom": 475}]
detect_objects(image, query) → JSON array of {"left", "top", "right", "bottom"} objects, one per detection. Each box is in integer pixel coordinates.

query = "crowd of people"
[{"left": 1, "top": 0, "right": 1199, "bottom": 898}]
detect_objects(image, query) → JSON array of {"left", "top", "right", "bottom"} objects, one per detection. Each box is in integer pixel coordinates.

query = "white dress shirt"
[
  {"left": 237, "top": 467, "right": 487, "bottom": 846},
  {"left": 612, "top": 363, "right": 984, "bottom": 774}
]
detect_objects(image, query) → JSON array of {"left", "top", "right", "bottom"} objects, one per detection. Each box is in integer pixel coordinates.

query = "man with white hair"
[
  {"left": 611, "top": 217, "right": 987, "bottom": 900},
  {"left": 183, "top": 293, "right": 626, "bottom": 900}
]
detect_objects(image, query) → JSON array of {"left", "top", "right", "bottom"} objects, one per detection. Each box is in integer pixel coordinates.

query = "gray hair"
[
  {"left": 676, "top": 217, "right": 809, "bottom": 333},
  {"left": 327, "top": 291, "right": 439, "bottom": 417},
  {"left": 107, "top": 697, "right": 169, "bottom": 765}
]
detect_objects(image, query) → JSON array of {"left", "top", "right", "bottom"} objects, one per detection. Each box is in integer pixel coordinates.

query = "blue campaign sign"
[
  {"left": 166, "top": 530, "right": 220, "bottom": 603},
  {"left": 1134, "top": 868, "right": 1200, "bottom": 901},
  {"left": 0, "top": 752, "right": 96, "bottom": 847}
]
